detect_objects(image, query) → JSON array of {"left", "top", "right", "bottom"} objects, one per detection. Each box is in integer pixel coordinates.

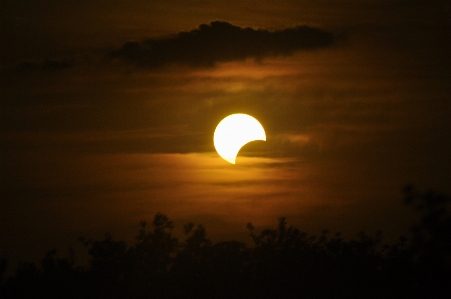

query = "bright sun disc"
[{"left": 214, "top": 113, "right": 266, "bottom": 164}]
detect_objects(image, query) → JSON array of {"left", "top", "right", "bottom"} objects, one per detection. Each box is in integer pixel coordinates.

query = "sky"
[{"left": 1, "top": 0, "right": 451, "bottom": 269}]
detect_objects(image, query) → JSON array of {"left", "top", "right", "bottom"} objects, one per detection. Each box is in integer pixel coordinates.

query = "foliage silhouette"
[
  {"left": 402, "top": 185, "right": 451, "bottom": 298},
  {"left": 1, "top": 188, "right": 451, "bottom": 298},
  {"left": 0, "top": 258, "right": 7, "bottom": 285}
]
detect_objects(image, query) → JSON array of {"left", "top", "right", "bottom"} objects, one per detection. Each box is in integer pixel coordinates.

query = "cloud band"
[{"left": 112, "top": 21, "right": 335, "bottom": 68}]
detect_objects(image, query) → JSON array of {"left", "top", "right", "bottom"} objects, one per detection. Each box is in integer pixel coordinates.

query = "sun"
[{"left": 214, "top": 113, "right": 266, "bottom": 164}]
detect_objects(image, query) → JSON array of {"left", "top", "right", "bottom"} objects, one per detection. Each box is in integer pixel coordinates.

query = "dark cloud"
[
  {"left": 111, "top": 21, "right": 335, "bottom": 68},
  {"left": 0, "top": 59, "right": 73, "bottom": 74},
  {"left": 17, "top": 60, "right": 72, "bottom": 72}
]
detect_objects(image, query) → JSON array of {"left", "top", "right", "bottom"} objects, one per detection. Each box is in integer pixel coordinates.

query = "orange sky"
[{"left": 1, "top": 0, "right": 451, "bottom": 270}]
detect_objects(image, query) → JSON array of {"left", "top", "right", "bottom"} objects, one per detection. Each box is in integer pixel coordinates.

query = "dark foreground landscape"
[{"left": 1, "top": 186, "right": 450, "bottom": 299}]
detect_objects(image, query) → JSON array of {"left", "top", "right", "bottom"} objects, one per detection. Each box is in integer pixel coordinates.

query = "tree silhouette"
[
  {"left": 0, "top": 258, "right": 7, "bottom": 285},
  {"left": 1, "top": 188, "right": 451, "bottom": 298},
  {"left": 403, "top": 185, "right": 451, "bottom": 298}
]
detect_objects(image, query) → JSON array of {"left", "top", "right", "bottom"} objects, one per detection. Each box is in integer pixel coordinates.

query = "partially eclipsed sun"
[{"left": 214, "top": 113, "right": 266, "bottom": 164}]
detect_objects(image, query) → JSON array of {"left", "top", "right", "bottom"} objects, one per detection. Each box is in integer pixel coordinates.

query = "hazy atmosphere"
[{"left": 1, "top": 0, "right": 450, "bottom": 274}]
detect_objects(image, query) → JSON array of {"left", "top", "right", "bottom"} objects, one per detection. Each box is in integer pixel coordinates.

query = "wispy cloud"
[
  {"left": 111, "top": 21, "right": 335, "bottom": 68},
  {"left": 13, "top": 60, "right": 72, "bottom": 73}
]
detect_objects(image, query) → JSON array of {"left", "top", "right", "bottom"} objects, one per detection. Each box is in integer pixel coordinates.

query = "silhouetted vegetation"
[{"left": 1, "top": 186, "right": 450, "bottom": 298}]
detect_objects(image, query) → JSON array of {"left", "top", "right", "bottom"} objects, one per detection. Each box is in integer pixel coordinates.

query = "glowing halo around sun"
[{"left": 214, "top": 113, "right": 266, "bottom": 164}]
